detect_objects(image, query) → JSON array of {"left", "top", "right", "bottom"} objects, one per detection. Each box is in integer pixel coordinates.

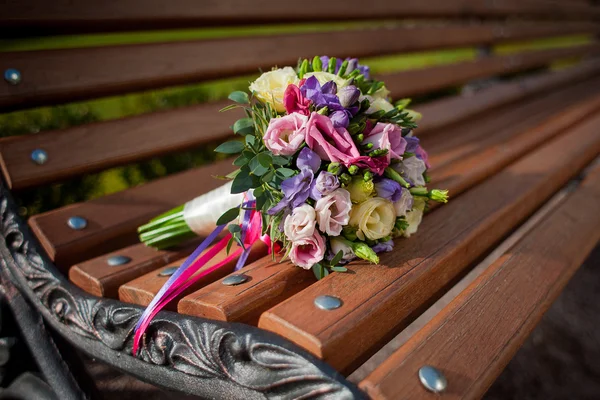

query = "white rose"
[
  {"left": 360, "top": 95, "right": 395, "bottom": 114},
  {"left": 284, "top": 204, "right": 316, "bottom": 241},
  {"left": 330, "top": 237, "right": 356, "bottom": 261},
  {"left": 393, "top": 189, "right": 414, "bottom": 217},
  {"left": 371, "top": 85, "right": 391, "bottom": 100},
  {"left": 403, "top": 197, "right": 426, "bottom": 237},
  {"left": 349, "top": 197, "right": 395, "bottom": 241},
  {"left": 304, "top": 71, "right": 349, "bottom": 89},
  {"left": 249, "top": 67, "right": 299, "bottom": 113}
]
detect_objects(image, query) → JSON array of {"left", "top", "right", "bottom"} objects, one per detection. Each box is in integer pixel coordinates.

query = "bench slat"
[
  {"left": 176, "top": 82, "right": 600, "bottom": 327},
  {"left": 3, "top": 23, "right": 597, "bottom": 112},
  {"left": 384, "top": 44, "right": 600, "bottom": 98},
  {"left": 2, "top": 1, "right": 599, "bottom": 33},
  {"left": 28, "top": 159, "right": 235, "bottom": 269},
  {"left": 257, "top": 110, "right": 600, "bottom": 374},
  {"left": 3, "top": 60, "right": 600, "bottom": 193},
  {"left": 117, "top": 242, "right": 267, "bottom": 309},
  {"left": 359, "top": 163, "right": 600, "bottom": 399},
  {"left": 68, "top": 241, "right": 199, "bottom": 298}
]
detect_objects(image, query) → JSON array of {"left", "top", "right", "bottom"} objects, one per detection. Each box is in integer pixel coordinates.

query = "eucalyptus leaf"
[
  {"left": 276, "top": 168, "right": 295, "bottom": 178},
  {"left": 216, "top": 207, "right": 240, "bottom": 226},
  {"left": 215, "top": 141, "right": 244, "bottom": 154},
  {"left": 228, "top": 91, "right": 250, "bottom": 104},
  {"left": 257, "top": 152, "right": 272, "bottom": 168},
  {"left": 234, "top": 118, "right": 255, "bottom": 135},
  {"left": 231, "top": 168, "right": 253, "bottom": 193},
  {"left": 228, "top": 224, "right": 241, "bottom": 234},
  {"left": 249, "top": 155, "right": 269, "bottom": 176},
  {"left": 331, "top": 266, "right": 348, "bottom": 272},
  {"left": 312, "top": 264, "right": 324, "bottom": 280},
  {"left": 272, "top": 155, "right": 290, "bottom": 166}
]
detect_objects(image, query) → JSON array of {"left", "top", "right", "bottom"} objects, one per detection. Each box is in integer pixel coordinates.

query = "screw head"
[
  {"left": 314, "top": 295, "right": 342, "bottom": 311},
  {"left": 67, "top": 216, "right": 87, "bottom": 230},
  {"left": 107, "top": 255, "right": 131, "bottom": 266},
  {"left": 222, "top": 274, "right": 248, "bottom": 286},
  {"left": 4, "top": 69, "right": 21, "bottom": 85},
  {"left": 31, "top": 149, "right": 48, "bottom": 165},
  {"left": 418, "top": 366, "right": 447, "bottom": 393},
  {"left": 159, "top": 266, "right": 178, "bottom": 277}
]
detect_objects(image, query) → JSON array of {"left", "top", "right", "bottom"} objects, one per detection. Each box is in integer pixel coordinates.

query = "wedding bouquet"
[{"left": 133, "top": 56, "right": 447, "bottom": 352}]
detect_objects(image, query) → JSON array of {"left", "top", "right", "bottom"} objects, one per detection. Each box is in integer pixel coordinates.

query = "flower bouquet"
[{"left": 132, "top": 56, "right": 448, "bottom": 353}]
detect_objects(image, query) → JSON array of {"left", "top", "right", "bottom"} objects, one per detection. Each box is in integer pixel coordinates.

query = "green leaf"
[
  {"left": 261, "top": 170, "right": 275, "bottom": 183},
  {"left": 228, "top": 224, "right": 241, "bottom": 234},
  {"left": 249, "top": 155, "right": 269, "bottom": 176},
  {"left": 233, "top": 118, "right": 255, "bottom": 136},
  {"left": 226, "top": 236, "right": 235, "bottom": 255},
  {"left": 225, "top": 169, "right": 241, "bottom": 179},
  {"left": 219, "top": 104, "right": 240, "bottom": 112},
  {"left": 312, "top": 263, "right": 324, "bottom": 280},
  {"left": 330, "top": 250, "right": 344, "bottom": 267},
  {"left": 257, "top": 152, "right": 272, "bottom": 168},
  {"left": 276, "top": 168, "right": 295, "bottom": 178},
  {"left": 272, "top": 155, "right": 290, "bottom": 166},
  {"left": 231, "top": 168, "right": 254, "bottom": 193},
  {"left": 233, "top": 154, "right": 249, "bottom": 167},
  {"left": 215, "top": 141, "right": 244, "bottom": 154},
  {"left": 331, "top": 266, "right": 348, "bottom": 273},
  {"left": 216, "top": 207, "right": 240, "bottom": 225},
  {"left": 228, "top": 91, "right": 250, "bottom": 104},
  {"left": 245, "top": 135, "right": 256, "bottom": 147}
]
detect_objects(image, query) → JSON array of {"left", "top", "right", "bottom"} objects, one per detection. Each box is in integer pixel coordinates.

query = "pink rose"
[
  {"left": 415, "top": 145, "right": 431, "bottom": 168},
  {"left": 283, "top": 83, "right": 311, "bottom": 116},
  {"left": 289, "top": 230, "right": 326, "bottom": 269},
  {"left": 315, "top": 188, "right": 352, "bottom": 236},
  {"left": 305, "top": 112, "right": 361, "bottom": 165},
  {"left": 363, "top": 123, "right": 407, "bottom": 163},
  {"left": 263, "top": 113, "right": 308, "bottom": 156},
  {"left": 284, "top": 204, "right": 316, "bottom": 241}
]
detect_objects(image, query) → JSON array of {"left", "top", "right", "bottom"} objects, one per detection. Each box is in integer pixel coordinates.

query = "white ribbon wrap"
[{"left": 183, "top": 181, "right": 245, "bottom": 236}]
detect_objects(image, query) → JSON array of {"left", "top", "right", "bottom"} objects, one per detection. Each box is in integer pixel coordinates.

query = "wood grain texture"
[
  {"left": 177, "top": 258, "right": 315, "bottom": 325},
  {"left": 118, "top": 242, "right": 268, "bottom": 309},
  {"left": 258, "top": 111, "right": 600, "bottom": 374},
  {"left": 68, "top": 241, "right": 199, "bottom": 298},
  {"left": 2, "top": 1, "right": 599, "bottom": 33},
  {"left": 359, "top": 164, "right": 600, "bottom": 400},
  {"left": 3, "top": 24, "right": 597, "bottom": 111},
  {"left": 28, "top": 159, "right": 234, "bottom": 270},
  {"left": 416, "top": 59, "right": 600, "bottom": 133},
  {"left": 176, "top": 79, "right": 600, "bottom": 326},
  {"left": 384, "top": 44, "right": 600, "bottom": 99}
]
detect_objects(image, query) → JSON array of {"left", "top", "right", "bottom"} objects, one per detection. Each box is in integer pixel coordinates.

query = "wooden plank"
[
  {"left": 359, "top": 164, "right": 600, "bottom": 399},
  {"left": 416, "top": 59, "right": 600, "bottom": 133},
  {"left": 3, "top": 60, "right": 600, "bottom": 193},
  {"left": 2, "top": 0, "right": 600, "bottom": 34},
  {"left": 257, "top": 110, "right": 600, "bottom": 374},
  {"left": 28, "top": 158, "right": 235, "bottom": 270},
  {"left": 68, "top": 241, "right": 198, "bottom": 298},
  {"left": 385, "top": 44, "right": 600, "bottom": 99},
  {"left": 118, "top": 242, "right": 267, "bottom": 309},
  {"left": 0, "top": 100, "right": 240, "bottom": 190},
  {"left": 176, "top": 81, "right": 600, "bottom": 326},
  {"left": 3, "top": 24, "right": 597, "bottom": 111}
]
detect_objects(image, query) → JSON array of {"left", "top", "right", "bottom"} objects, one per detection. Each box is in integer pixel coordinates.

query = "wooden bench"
[{"left": 1, "top": 1, "right": 599, "bottom": 399}]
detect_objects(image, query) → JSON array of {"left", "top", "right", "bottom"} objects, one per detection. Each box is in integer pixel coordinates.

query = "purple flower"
[
  {"left": 268, "top": 148, "right": 320, "bottom": 215},
  {"left": 320, "top": 56, "right": 371, "bottom": 79},
  {"left": 374, "top": 178, "right": 403, "bottom": 202},
  {"left": 300, "top": 76, "right": 340, "bottom": 111},
  {"left": 404, "top": 136, "right": 420, "bottom": 154},
  {"left": 310, "top": 171, "right": 340, "bottom": 200},
  {"left": 372, "top": 240, "right": 394, "bottom": 254},
  {"left": 338, "top": 85, "right": 360, "bottom": 108}
]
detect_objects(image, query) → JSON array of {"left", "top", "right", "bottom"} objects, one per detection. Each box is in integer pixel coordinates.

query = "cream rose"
[
  {"left": 330, "top": 237, "right": 356, "bottom": 262},
  {"left": 403, "top": 197, "right": 426, "bottom": 237},
  {"left": 249, "top": 67, "right": 299, "bottom": 113},
  {"left": 284, "top": 204, "right": 316, "bottom": 241},
  {"left": 304, "top": 71, "right": 349, "bottom": 89},
  {"left": 349, "top": 197, "right": 396, "bottom": 241}
]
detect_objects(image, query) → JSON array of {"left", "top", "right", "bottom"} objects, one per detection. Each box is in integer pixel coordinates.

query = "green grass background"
[{"left": 0, "top": 23, "right": 591, "bottom": 216}]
